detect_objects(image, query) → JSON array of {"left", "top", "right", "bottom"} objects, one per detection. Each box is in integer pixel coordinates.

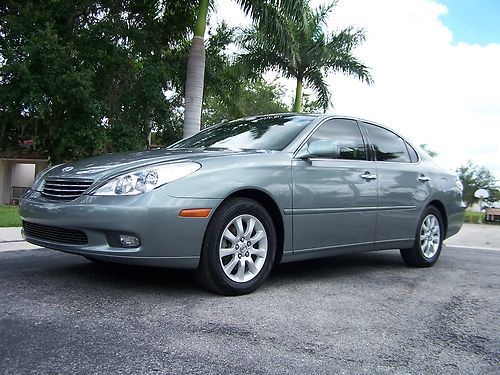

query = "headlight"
[{"left": 92, "top": 162, "right": 201, "bottom": 196}]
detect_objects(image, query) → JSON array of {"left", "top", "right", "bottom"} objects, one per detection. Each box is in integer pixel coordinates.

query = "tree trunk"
[
  {"left": 183, "top": 0, "right": 209, "bottom": 138},
  {"left": 293, "top": 77, "right": 303, "bottom": 112}
]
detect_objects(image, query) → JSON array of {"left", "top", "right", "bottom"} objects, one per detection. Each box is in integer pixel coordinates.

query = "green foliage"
[
  {"left": 199, "top": 23, "right": 289, "bottom": 128},
  {"left": 420, "top": 144, "right": 437, "bottom": 157},
  {"left": 233, "top": 0, "right": 308, "bottom": 54},
  {"left": 183, "top": 0, "right": 307, "bottom": 135},
  {"left": 0, "top": 0, "right": 196, "bottom": 162},
  {"left": 1, "top": 0, "right": 371, "bottom": 157},
  {"left": 203, "top": 79, "right": 289, "bottom": 127},
  {"left": 491, "top": 188, "right": 500, "bottom": 203},
  {"left": 240, "top": 1, "right": 372, "bottom": 112},
  {"left": 302, "top": 93, "right": 323, "bottom": 113},
  {"left": 0, "top": 205, "right": 21, "bottom": 227},
  {"left": 463, "top": 210, "right": 500, "bottom": 225},
  {"left": 463, "top": 210, "right": 483, "bottom": 224},
  {"left": 456, "top": 161, "right": 499, "bottom": 208}
]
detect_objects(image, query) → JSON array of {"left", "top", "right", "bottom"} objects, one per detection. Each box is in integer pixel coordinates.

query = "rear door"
[
  {"left": 362, "top": 122, "right": 431, "bottom": 243},
  {"left": 292, "top": 118, "right": 378, "bottom": 253}
]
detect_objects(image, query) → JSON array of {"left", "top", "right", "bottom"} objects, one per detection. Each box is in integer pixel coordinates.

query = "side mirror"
[{"left": 297, "top": 140, "right": 340, "bottom": 159}]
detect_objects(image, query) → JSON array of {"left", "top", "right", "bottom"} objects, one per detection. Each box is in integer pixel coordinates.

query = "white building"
[{"left": 0, "top": 157, "right": 48, "bottom": 204}]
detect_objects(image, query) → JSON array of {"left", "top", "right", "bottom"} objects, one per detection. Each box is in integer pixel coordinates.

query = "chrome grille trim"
[{"left": 42, "top": 178, "right": 94, "bottom": 200}]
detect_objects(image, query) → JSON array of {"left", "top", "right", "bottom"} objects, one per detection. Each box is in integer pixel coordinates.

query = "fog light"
[
  {"left": 106, "top": 232, "right": 141, "bottom": 248},
  {"left": 119, "top": 234, "right": 140, "bottom": 247}
]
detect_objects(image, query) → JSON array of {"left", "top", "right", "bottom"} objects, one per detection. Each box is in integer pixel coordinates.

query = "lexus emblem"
[{"left": 62, "top": 166, "right": 74, "bottom": 172}]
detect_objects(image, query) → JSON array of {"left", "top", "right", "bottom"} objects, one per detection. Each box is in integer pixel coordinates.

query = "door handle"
[
  {"left": 360, "top": 172, "right": 377, "bottom": 181},
  {"left": 418, "top": 175, "right": 430, "bottom": 182}
]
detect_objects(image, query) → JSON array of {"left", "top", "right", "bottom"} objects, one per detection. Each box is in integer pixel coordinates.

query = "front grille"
[
  {"left": 23, "top": 221, "right": 88, "bottom": 245},
  {"left": 42, "top": 178, "right": 94, "bottom": 200}
]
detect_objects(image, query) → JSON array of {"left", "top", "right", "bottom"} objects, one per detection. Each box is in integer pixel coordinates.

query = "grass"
[
  {"left": 463, "top": 210, "right": 500, "bottom": 225},
  {"left": 464, "top": 210, "right": 483, "bottom": 224},
  {"left": 0, "top": 205, "right": 22, "bottom": 227}
]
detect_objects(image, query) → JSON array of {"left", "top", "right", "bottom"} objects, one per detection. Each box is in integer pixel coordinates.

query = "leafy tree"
[
  {"left": 198, "top": 23, "right": 288, "bottom": 127},
  {"left": 203, "top": 78, "right": 288, "bottom": 127},
  {"left": 302, "top": 92, "right": 323, "bottom": 113},
  {"left": 490, "top": 188, "right": 500, "bottom": 206},
  {"left": 456, "top": 161, "right": 499, "bottom": 208},
  {"left": 0, "top": 0, "right": 196, "bottom": 162},
  {"left": 240, "top": 1, "right": 372, "bottom": 112},
  {"left": 183, "top": 0, "right": 306, "bottom": 138},
  {"left": 420, "top": 144, "right": 437, "bottom": 157}
]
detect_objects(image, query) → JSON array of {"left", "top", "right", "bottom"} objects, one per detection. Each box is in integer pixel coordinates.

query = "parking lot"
[{"left": 1, "top": 226, "right": 499, "bottom": 374}]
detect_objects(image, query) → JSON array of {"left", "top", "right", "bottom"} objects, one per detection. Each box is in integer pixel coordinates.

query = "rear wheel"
[
  {"left": 400, "top": 206, "right": 444, "bottom": 267},
  {"left": 196, "top": 197, "right": 276, "bottom": 295}
]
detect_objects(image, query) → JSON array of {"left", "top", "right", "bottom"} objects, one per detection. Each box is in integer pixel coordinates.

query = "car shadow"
[
  {"left": 50, "top": 256, "right": 201, "bottom": 296},
  {"left": 271, "top": 250, "right": 406, "bottom": 281},
  {"left": 27, "top": 249, "right": 409, "bottom": 296}
]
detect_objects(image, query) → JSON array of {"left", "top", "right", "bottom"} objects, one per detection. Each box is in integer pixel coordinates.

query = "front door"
[{"left": 292, "top": 119, "right": 378, "bottom": 253}]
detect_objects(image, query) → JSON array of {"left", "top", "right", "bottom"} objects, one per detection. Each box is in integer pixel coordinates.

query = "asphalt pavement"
[{"left": 0, "top": 225, "right": 499, "bottom": 374}]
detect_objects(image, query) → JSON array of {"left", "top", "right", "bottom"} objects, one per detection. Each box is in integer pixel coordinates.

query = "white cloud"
[{"left": 214, "top": 0, "right": 500, "bottom": 180}]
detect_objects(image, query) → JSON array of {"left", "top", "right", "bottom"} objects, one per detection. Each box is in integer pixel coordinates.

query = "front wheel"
[
  {"left": 400, "top": 206, "right": 444, "bottom": 267},
  {"left": 196, "top": 198, "right": 276, "bottom": 295}
]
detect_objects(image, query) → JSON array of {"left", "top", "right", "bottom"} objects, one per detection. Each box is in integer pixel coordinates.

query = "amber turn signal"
[{"left": 178, "top": 208, "right": 212, "bottom": 218}]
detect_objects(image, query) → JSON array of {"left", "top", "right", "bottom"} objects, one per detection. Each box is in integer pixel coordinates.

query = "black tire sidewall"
[{"left": 203, "top": 198, "right": 276, "bottom": 294}]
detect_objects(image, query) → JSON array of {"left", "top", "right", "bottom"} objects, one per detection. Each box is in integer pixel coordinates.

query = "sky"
[
  {"left": 440, "top": 0, "right": 500, "bottom": 45},
  {"left": 213, "top": 0, "right": 500, "bottom": 180}
]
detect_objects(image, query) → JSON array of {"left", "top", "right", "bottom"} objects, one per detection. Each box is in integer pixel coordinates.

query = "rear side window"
[
  {"left": 364, "top": 123, "right": 410, "bottom": 163},
  {"left": 308, "top": 119, "right": 367, "bottom": 160}
]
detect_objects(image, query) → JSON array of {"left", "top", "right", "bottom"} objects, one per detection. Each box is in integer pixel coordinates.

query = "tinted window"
[
  {"left": 307, "top": 119, "right": 367, "bottom": 160},
  {"left": 406, "top": 142, "right": 419, "bottom": 163},
  {"left": 364, "top": 123, "right": 410, "bottom": 163},
  {"left": 170, "top": 115, "right": 314, "bottom": 151}
]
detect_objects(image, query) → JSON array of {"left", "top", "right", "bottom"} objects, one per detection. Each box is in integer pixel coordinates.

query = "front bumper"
[{"left": 20, "top": 190, "right": 222, "bottom": 269}]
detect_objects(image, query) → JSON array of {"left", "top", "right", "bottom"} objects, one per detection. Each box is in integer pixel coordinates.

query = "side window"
[
  {"left": 307, "top": 119, "right": 367, "bottom": 160},
  {"left": 406, "top": 142, "right": 419, "bottom": 163},
  {"left": 364, "top": 123, "right": 410, "bottom": 163}
]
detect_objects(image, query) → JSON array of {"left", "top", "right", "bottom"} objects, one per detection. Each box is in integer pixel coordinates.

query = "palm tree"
[
  {"left": 183, "top": 0, "right": 306, "bottom": 138},
  {"left": 240, "top": 2, "right": 373, "bottom": 112}
]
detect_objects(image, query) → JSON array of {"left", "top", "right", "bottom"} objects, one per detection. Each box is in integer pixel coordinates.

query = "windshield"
[{"left": 170, "top": 115, "right": 315, "bottom": 151}]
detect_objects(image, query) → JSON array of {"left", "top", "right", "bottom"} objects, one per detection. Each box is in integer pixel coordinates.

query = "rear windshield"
[{"left": 170, "top": 115, "right": 315, "bottom": 151}]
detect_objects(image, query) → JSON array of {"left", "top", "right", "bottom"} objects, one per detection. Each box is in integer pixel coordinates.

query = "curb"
[{"left": 444, "top": 244, "right": 500, "bottom": 252}]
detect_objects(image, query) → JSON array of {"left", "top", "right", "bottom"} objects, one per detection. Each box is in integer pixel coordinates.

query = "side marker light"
[{"left": 179, "top": 208, "right": 212, "bottom": 218}]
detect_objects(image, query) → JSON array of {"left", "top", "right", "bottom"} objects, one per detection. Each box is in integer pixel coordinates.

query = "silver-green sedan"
[{"left": 20, "top": 114, "right": 465, "bottom": 295}]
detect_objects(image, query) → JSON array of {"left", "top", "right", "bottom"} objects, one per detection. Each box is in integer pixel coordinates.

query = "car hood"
[{"left": 43, "top": 148, "right": 272, "bottom": 181}]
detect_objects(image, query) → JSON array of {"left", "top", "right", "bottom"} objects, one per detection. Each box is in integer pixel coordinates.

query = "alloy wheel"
[
  {"left": 419, "top": 214, "right": 441, "bottom": 259},
  {"left": 218, "top": 214, "right": 268, "bottom": 283}
]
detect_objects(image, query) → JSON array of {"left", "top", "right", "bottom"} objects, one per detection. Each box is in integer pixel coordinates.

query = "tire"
[
  {"left": 400, "top": 206, "right": 444, "bottom": 267},
  {"left": 196, "top": 197, "right": 276, "bottom": 295}
]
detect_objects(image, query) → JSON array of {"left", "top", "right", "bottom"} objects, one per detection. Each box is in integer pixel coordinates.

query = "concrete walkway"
[
  {"left": 443, "top": 223, "right": 500, "bottom": 250},
  {"left": 0, "top": 227, "right": 40, "bottom": 252},
  {"left": 1, "top": 223, "right": 499, "bottom": 253},
  {"left": 0, "top": 227, "right": 23, "bottom": 242}
]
